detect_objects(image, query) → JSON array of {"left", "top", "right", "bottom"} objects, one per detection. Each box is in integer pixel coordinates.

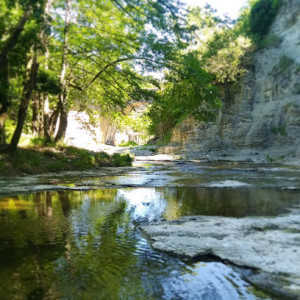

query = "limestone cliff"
[{"left": 159, "top": 0, "right": 300, "bottom": 162}]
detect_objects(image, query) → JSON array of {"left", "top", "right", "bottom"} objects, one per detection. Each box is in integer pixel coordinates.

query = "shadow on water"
[{"left": 1, "top": 160, "right": 300, "bottom": 299}]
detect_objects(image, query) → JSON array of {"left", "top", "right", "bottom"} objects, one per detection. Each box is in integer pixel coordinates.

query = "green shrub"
[
  {"left": 112, "top": 153, "right": 133, "bottom": 167},
  {"left": 73, "top": 159, "right": 93, "bottom": 170},
  {"left": 29, "top": 137, "right": 46, "bottom": 146},
  {"left": 271, "top": 125, "right": 287, "bottom": 136},
  {"left": 94, "top": 152, "right": 111, "bottom": 165},
  {"left": 249, "top": 0, "right": 281, "bottom": 39},
  {"left": 118, "top": 141, "right": 138, "bottom": 147},
  {"left": 94, "top": 152, "right": 110, "bottom": 160}
]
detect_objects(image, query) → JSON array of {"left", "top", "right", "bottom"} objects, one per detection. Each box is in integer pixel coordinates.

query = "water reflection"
[
  {"left": 0, "top": 187, "right": 289, "bottom": 299},
  {"left": 116, "top": 187, "right": 300, "bottom": 220}
]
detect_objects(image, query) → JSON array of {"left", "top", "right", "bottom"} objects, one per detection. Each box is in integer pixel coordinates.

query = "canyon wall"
[{"left": 159, "top": 0, "right": 300, "bottom": 162}]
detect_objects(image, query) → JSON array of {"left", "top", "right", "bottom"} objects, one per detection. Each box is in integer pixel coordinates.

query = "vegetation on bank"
[
  {"left": 0, "top": 0, "right": 283, "bottom": 155},
  {"left": 148, "top": 0, "right": 283, "bottom": 140},
  {"left": 0, "top": 145, "right": 133, "bottom": 176}
]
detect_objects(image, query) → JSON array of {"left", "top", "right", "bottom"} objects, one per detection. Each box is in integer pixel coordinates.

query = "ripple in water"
[{"left": 1, "top": 181, "right": 290, "bottom": 298}]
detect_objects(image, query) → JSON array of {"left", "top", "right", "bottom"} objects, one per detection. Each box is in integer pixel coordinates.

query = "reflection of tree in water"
[
  {"left": 160, "top": 187, "right": 300, "bottom": 218},
  {"left": 58, "top": 191, "right": 71, "bottom": 216},
  {"left": 57, "top": 192, "right": 145, "bottom": 299},
  {"left": 0, "top": 191, "right": 71, "bottom": 299},
  {"left": 2, "top": 187, "right": 285, "bottom": 299}
]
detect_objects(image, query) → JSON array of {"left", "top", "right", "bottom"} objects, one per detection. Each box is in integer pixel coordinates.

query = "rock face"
[
  {"left": 141, "top": 210, "right": 300, "bottom": 298},
  {"left": 159, "top": 0, "right": 300, "bottom": 162}
]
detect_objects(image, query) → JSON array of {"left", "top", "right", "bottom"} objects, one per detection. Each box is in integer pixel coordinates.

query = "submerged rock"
[{"left": 141, "top": 210, "right": 300, "bottom": 298}]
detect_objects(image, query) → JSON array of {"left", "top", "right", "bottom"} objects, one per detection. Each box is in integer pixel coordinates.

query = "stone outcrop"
[
  {"left": 159, "top": 0, "right": 300, "bottom": 162},
  {"left": 141, "top": 209, "right": 300, "bottom": 298}
]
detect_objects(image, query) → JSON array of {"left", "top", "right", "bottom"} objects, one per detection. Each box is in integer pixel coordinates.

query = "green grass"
[
  {"left": 48, "top": 161, "right": 67, "bottom": 172},
  {"left": 0, "top": 146, "right": 133, "bottom": 176},
  {"left": 118, "top": 141, "right": 138, "bottom": 147}
]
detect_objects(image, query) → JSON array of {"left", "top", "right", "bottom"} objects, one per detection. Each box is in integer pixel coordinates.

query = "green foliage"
[
  {"left": 0, "top": 146, "right": 133, "bottom": 176},
  {"left": 248, "top": 0, "right": 281, "bottom": 38},
  {"left": 148, "top": 50, "right": 221, "bottom": 138},
  {"left": 36, "top": 69, "right": 61, "bottom": 95},
  {"left": 236, "top": 0, "right": 282, "bottom": 45},
  {"left": 0, "top": 0, "right": 284, "bottom": 152},
  {"left": 29, "top": 137, "right": 47, "bottom": 146},
  {"left": 258, "top": 34, "right": 282, "bottom": 48},
  {"left": 11, "top": 149, "right": 42, "bottom": 169},
  {"left": 156, "top": 130, "right": 173, "bottom": 146},
  {"left": 266, "top": 154, "right": 285, "bottom": 163},
  {"left": 271, "top": 125, "right": 287, "bottom": 136},
  {"left": 111, "top": 153, "right": 133, "bottom": 167},
  {"left": 203, "top": 33, "right": 253, "bottom": 84},
  {"left": 118, "top": 141, "right": 138, "bottom": 147},
  {"left": 113, "top": 108, "right": 152, "bottom": 145},
  {"left": 94, "top": 152, "right": 111, "bottom": 161}
]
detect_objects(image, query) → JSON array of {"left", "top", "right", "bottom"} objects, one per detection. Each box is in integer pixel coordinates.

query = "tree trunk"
[
  {"left": 0, "top": 104, "right": 8, "bottom": 147},
  {"left": 42, "top": 0, "right": 53, "bottom": 142},
  {"left": 54, "top": 96, "right": 68, "bottom": 142},
  {"left": 32, "top": 92, "right": 44, "bottom": 137},
  {"left": 55, "top": 0, "right": 71, "bottom": 143},
  {"left": 49, "top": 105, "right": 60, "bottom": 137},
  {"left": 8, "top": 54, "right": 39, "bottom": 153},
  {"left": 43, "top": 93, "right": 51, "bottom": 141},
  {"left": 0, "top": 57, "right": 9, "bottom": 147},
  {"left": 32, "top": 92, "right": 39, "bottom": 136}
]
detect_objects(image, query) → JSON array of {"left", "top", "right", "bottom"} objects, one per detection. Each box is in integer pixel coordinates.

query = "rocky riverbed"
[
  {"left": 1, "top": 160, "right": 300, "bottom": 299},
  {"left": 141, "top": 209, "right": 300, "bottom": 299}
]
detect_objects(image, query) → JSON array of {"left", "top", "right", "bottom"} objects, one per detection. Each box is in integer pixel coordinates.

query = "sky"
[{"left": 183, "top": 0, "right": 249, "bottom": 20}]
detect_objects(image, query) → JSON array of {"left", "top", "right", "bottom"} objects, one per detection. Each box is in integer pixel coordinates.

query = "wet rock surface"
[
  {"left": 1, "top": 161, "right": 300, "bottom": 298},
  {"left": 141, "top": 209, "right": 300, "bottom": 298}
]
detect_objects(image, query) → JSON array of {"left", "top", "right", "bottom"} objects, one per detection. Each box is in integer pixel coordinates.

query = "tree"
[
  {"left": 0, "top": 0, "right": 205, "bottom": 150},
  {"left": 148, "top": 51, "right": 221, "bottom": 138},
  {"left": 0, "top": 0, "right": 47, "bottom": 148},
  {"left": 8, "top": 53, "right": 39, "bottom": 152},
  {"left": 45, "top": 0, "right": 194, "bottom": 142}
]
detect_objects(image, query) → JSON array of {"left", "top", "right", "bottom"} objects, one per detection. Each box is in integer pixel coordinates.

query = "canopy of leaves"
[
  {"left": 248, "top": 0, "right": 281, "bottom": 38},
  {"left": 1, "top": 0, "right": 282, "bottom": 148},
  {"left": 148, "top": 52, "right": 221, "bottom": 138}
]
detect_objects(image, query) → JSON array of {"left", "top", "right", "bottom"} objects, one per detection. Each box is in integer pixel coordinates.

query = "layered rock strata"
[{"left": 159, "top": 0, "right": 300, "bottom": 162}]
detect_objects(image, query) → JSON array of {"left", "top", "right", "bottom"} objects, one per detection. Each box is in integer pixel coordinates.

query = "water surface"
[{"left": 1, "top": 161, "right": 299, "bottom": 299}]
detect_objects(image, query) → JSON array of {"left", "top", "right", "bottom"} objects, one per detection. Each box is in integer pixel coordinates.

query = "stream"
[{"left": 0, "top": 161, "right": 300, "bottom": 299}]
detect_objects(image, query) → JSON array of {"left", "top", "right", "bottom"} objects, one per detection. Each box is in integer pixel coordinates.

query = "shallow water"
[{"left": 0, "top": 161, "right": 299, "bottom": 299}]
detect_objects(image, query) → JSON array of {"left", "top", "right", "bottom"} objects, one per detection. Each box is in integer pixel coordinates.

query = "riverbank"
[{"left": 0, "top": 146, "right": 133, "bottom": 176}]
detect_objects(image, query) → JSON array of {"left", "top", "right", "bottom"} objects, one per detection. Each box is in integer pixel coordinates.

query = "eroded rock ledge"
[{"left": 141, "top": 210, "right": 300, "bottom": 298}]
